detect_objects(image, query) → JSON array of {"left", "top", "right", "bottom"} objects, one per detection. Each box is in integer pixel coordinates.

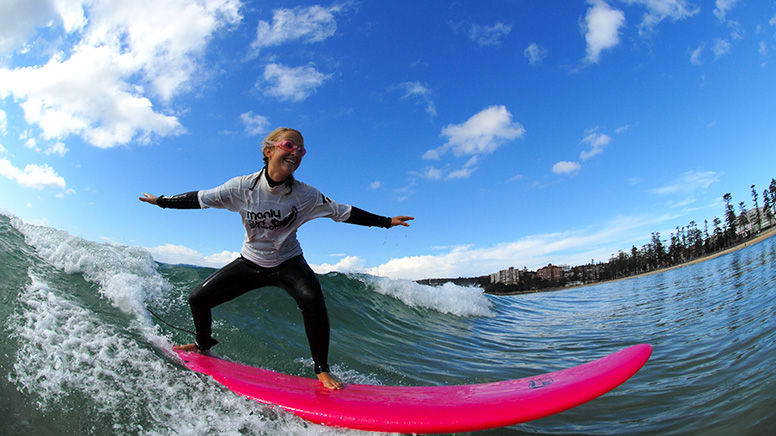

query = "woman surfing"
[{"left": 140, "top": 127, "right": 413, "bottom": 389}]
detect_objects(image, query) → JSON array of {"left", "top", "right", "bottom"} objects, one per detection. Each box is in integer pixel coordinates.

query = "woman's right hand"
[{"left": 138, "top": 193, "right": 159, "bottom": 205}]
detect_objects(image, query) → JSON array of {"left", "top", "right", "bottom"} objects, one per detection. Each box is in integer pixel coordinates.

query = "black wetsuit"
[{"left": 157, "top": 169, "right": 391, "bottom": 374}]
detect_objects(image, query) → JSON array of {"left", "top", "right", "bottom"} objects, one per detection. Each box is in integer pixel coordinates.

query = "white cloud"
[
  {"left": 425, "top": 105, "right": 525, "bottom": 159},
  {"left": 0, "top": 143, "right": 7, "bottom": 153},
  {"left": 524, "top": 43, "right": 548, "bottom": 65},
  {"left": 417, "top": 162, "right": 478, "bottom": 181},
  {"left": 394, "top": 81, "right": 436, "bottom": 117},
  {"left": 261, "top": 63, "right": 332, "bottom": 102},
  {"left": 622, "top": 0, "right": 700, "bottom": 34},
  {"left": 421, "top": 148, "right": 441, "bottom": 160},
  {"left": 203, "top": 250, "right": 241, "bottom": 267},
  {"left": 80, "top": 1, "right": 242, "bottom": 101},
  {"left": 24, "top": 138, "right": 39, "bottom": 151},
  {"left": 420, "top": 166, "right": 443, "bottom": 180},
  {"left": 55, "top": 188, "right": 76, "bottom": 198},
  {"left": 17, "top": 131, "right": 68, "bottom": 156},
  {"left": 240, "top": 111, "right": 270, "bottom": 136},
  {"left": 690, "top": 43, "right": 704, "bottom": 65},
  {"left": 582, "top": 0, "right": 626, "bottom": 64},
  {"left": 669, "top": 198, "right": 697, "bottom": 209},
  {"left": 310, "top": 255, "right": 364, "bottom": 274},
  {"left": 727, "top": 20, "right": 743, "bottom": 41},
  {"left": 615, "top": 124, "right": 631, "bottom": 134},
  {"left": 251, "top": 5, "right": 343, "bottom": 54},
  {"left": 760, "top": 41, "right": 767, "bottom": 57},
  {"left": 0, "top": 157, "right": 66, "bottom": 189},
  {"left": 713, "top": 38, "right": 731, "bottom": 59},
  {"left": 44, "top": 142, "right": 69, "bottom": 157},
  {"left": 146, "top": 243, "right": 240, "bottom": 268},
  {"left": 771, "top": 14, "right": 776, "bottom": 27},
  {"left": 369, "top": 180, "right": 382, "bottom": 190},
  {"left": 0, "top": 0, "right": 59, "bottom": 53},
  {"left": 579, "top": 131, "right": 611, "bottom": 160},
  {"left": 468, "top": 22, "right": 512, "bottom": 47},
  {"left": 0, "top": 48, "right": 183, "bottom": 149},
  {"left": 445, "top": 165, "right": 476, "bottom": 180},
  {"left": 552, "top": 161, "right": 581, "bottom": 175},
  {"left": 419, "top": 106, "right": 522, "bottom": 181},
  {"left": 714, "top": 0, "right": 738, "bottom": 22},
  {"left": 364, "top": 214, "right": 681, "bottom": 280},
  {"left": 0, "top": 109, "right": 6, "bottom": 135},
  {"left": 551, "top": 129, "right": 610, "bottom": 175},
  {"left": 651, "top": 170, "right": 719, "bottom": 195},
  {"left": 0, "top": 0, "right": 241, "bottom": 148}
]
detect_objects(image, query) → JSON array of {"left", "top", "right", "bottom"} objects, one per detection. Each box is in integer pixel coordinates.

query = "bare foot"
[
  {"left": 317, "top": 372, "right": 343, "bottom": 390},
  {"left": 173, "top": 343, "right": 201, "bottom": 352}
]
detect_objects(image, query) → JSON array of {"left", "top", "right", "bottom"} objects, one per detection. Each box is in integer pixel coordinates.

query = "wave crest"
[{"left": 356, "top": 274, "right": 494, "bottom": 317}]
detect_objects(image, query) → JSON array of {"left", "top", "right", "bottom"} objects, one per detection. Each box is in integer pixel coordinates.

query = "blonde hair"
[
  {"left": 260, "top": 127, "right": 304, "bottom": 195},
  {"left": 261, "top": 127, "right": 304, "bottom": 165}
]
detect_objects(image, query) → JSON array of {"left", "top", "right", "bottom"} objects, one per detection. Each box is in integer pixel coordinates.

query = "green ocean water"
[{"left": 1, "top": 212, "right": 774, "bottom": 435}]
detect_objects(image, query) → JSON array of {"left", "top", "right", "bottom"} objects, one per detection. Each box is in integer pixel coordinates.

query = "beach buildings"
[
  {"left": 490, "top": 264, "right": 569, "bottom": 285},
  {"left": 489, "top": 266, "right": 528, "bottom": 285}
]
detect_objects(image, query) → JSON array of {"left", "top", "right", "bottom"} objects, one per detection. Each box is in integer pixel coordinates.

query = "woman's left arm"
[{"left": 345, "top": 206, "right": 413, "bottom": 228}]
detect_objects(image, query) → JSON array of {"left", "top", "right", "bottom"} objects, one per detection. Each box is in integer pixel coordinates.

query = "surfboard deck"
[{"left": 175, "top": 343, "right": 652, "bottom": 433}]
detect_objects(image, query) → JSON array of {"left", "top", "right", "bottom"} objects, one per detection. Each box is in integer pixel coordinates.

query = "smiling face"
[{"left": 264, "top": 129, "right": 304, "bottom": 181}]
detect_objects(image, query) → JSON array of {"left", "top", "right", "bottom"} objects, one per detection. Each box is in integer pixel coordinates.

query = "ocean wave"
[
  {"left": 9, "top": 215, "right": 168, "bottom": 327},
  {"left": 355, "top": 274, "right": 494, "bottom": 317},
  {"left": 7, "top": 272, "right": 358, "bottom": 435}
]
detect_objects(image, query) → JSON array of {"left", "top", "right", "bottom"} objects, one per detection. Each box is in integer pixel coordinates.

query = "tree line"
[
  {"left": 433, "top": 178, "right": 776, "bottom": 294},
  {"left": 597, "top": 179, "right": 776, "bottom": 281}
]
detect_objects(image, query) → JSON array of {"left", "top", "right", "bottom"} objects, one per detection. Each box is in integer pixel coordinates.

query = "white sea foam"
[
  {"left": 9, "top": 216, "right": 167, "bottom": 332},
  {"left": 359, "top": 275, "right": 494, "bottom": 317},
  {"left": 9, "top": 271, "right": 376, "bottom": 435}
]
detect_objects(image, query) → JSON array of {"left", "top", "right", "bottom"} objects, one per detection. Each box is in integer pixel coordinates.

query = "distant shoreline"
[{"left": 494, "top": 226, "right": 776, "bottom": 296}]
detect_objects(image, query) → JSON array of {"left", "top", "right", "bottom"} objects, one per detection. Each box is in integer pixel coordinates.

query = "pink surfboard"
[{"left": 175, "top": 343, "right": 652, "bottom": 433}]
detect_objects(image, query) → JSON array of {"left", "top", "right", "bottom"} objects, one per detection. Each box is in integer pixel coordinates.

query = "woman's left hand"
[
  {"left": 390, "top": 216, "right": 414, "bottom": 227},
  {"left": 139, "top": 193, "right": 159, "bottom": 205}
]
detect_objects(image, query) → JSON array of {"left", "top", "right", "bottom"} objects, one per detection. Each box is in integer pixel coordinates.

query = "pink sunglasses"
[{"left": 271, "top": 139, "right": 306, "bottom": 156}]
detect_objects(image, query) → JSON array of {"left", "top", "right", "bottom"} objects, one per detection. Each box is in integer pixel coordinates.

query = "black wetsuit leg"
[
  {"left": 187, "top": 255, "right": 331, "bottom": 374},
  {"left": 188, "top": 257, "right": 267, "bottom": 350},
  {"left": 272, "top": 255, "right": 331, "bottom": 375}
]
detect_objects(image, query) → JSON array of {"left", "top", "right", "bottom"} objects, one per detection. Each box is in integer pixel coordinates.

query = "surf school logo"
[
  {"left": 528, "top": 376, "right": 554, "bottom": 389},
  {"left": 246, "top": 207, "right": 298, "bottom": 230}
]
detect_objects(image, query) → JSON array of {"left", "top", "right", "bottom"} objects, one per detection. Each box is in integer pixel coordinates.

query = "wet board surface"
[{"left": 175, "top": 343, "right": 652, "bottom": 433}]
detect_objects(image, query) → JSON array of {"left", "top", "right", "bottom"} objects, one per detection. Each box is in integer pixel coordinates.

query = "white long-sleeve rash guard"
[{"left": 197, "top": 170, "right": 353, "bottom": 268}]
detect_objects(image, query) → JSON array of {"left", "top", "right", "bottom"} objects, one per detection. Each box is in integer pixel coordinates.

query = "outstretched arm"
[
  {"left": 345, "top": 206, "right": 413, "bottom": 228},
  {"left": 138, "top": 191, "right": 201, "bottom": 209}
]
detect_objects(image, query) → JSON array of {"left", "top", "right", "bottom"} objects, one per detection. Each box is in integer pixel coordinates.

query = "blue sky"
[{"left": 1, "top": 0, "right": 774, "bottom": 280}]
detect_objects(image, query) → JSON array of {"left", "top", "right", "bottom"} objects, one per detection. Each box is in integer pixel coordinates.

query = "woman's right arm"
[{"left": 139, "top": 191, "right": 201, "bottom": 209}]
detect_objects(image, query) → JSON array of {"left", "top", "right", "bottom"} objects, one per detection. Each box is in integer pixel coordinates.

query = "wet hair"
[{"left": 261, "top": 127, "right": 304, "bottom": 195}]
